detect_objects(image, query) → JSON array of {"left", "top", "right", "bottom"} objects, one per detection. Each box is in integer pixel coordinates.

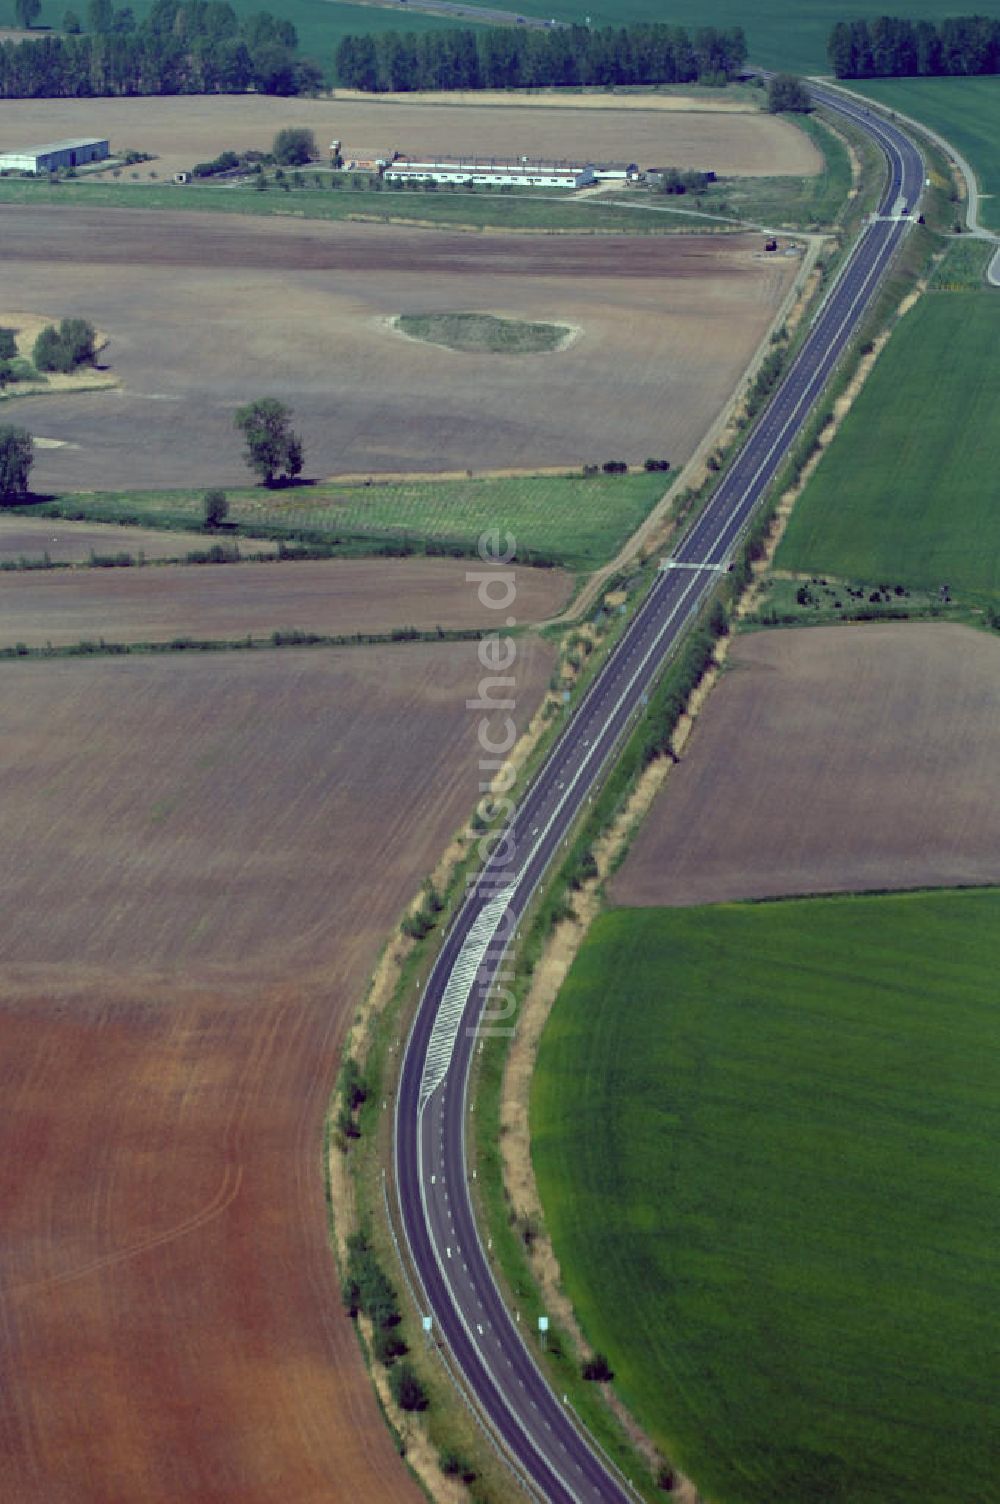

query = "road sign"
[
  {"left": 422, "top": 1315, "right": 433, "bottom": 1333},
  {"left": 538, "top": 1316, "right": 549, "bottom": 1332}
]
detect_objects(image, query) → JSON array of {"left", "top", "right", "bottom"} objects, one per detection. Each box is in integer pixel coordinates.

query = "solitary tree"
[
  {"left": 202, "top": 489, "right": 229, "bottom": 529},
  {"left": 234, "top": 399, "right": 303, "bottom": 486},
  {"left": 15, "top": 0, "right": 41, "bottom": 28},
  {"left": 0, "top": 426, "right": 34, "bottom": 502},
  {"left": 272, "top": 127, "right": 316, "bottom": 166}
]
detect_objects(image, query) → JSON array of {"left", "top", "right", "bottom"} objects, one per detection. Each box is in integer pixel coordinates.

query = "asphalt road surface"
[
  {"left": 394, "top": 86, "right": 925, "bottom": 1504},
  {"left": 369, "top": 0, "right": 564, "bottom": 28}
]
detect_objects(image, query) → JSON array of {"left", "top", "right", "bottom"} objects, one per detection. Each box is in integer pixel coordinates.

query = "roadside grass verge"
[
  {"left": 929, "top": 234, "right": 996, "bottom": 290},
  {"left": 849, "top": 74, "right": 1000, "bottom": 232},
  {"left": 20, "top": 471, "right": 668, "bottom": 573},
  {"left": 697, "top": 113, "right": 853, "bottom": 229},
  {"left": 532, "top": 891, "right": 1000, "bottom": 1504},
  {"left": 775, "top": 288, "right": 1000, "bottom": 604},
  {"left": 743, "top": 572, "right": 962, "bottom": 629}
]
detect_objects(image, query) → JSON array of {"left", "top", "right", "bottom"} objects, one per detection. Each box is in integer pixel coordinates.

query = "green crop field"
[
  {"left": 34, "top": 471, "right": 667, "bottom": 571},
  {"left": 775, "top": 289, "right": 1000, "bottom": 603},
  {"left": 850, "top": 75, "right": 1000, "bottom": 232},
  {"left": 4, "top": 0, "right": 478, "bottom": 81},
  {"left": 10, "top": 0, "right": 1000, "bottom": 80},
  {"left": 532, "top": 893, "right": 1000, "bottom": 1504},
  {"left": 446, "top": 0, "right": 1000, "bottom": 75}
]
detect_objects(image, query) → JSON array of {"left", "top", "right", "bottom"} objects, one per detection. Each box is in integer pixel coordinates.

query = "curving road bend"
[{"left": 393, "top": 87, "right": 925, "bottom": 1504}]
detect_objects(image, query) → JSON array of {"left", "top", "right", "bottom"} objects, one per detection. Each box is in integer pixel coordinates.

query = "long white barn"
[{"left": 383, "top": 157, "right": 597, "bottom": 189}]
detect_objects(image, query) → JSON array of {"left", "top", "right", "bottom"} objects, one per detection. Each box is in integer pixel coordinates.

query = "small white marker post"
[{"left": 538, "top": 1314, "right": 549, "bottom": 1352}]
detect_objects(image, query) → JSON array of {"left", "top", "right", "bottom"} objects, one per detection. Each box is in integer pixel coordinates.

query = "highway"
[{"left": 393, "top": 86, "right": 925, "bottom": 1504}]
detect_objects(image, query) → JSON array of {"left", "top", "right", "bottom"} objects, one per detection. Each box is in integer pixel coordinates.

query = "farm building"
[
  {"left": 0, "top": 137, "right": 109, "bottom": 174},
  {"left": 383, "top": 157, "right": 597, "bottom": 189}
]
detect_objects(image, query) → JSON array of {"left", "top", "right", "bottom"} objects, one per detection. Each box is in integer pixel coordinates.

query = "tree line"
[
  {"left": 0, "top": 0, "right": 322, "bottom": 99},
  {"left": 334, "top": 21, "right": 748, "bottom": 93},
  {"left": 828, "top": 14, "right": 1000, "bottom": 77}
]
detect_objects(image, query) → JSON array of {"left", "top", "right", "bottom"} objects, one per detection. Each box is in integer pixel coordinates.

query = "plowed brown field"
[
  {"left": 612, "top": 623, "right": 1000, "bottom": 906},
  {"left": 2, "top": 211, "right": 795, "bottom": 491},
  {"left": 0, "top": 516, "right": 253, "bottom": 563},
  {"left": 0, "top": 639, "right": 552, "bottom": 1504},
  {"left": 0, "top": 556, "right": 571, "bottom": 645},
  {"left": 0, "top": 94, "right": 821, "bottom": 182}
]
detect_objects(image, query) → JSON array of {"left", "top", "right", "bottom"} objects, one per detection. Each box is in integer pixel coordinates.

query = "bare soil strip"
[
  {"left": 0, "top": 556, "right": 571, "bottom": 646},
  {"left": 612, "top": 623, "right": 1000, "bottom": 907},
  {"left": 0, "top": 639, "right": 552, "bottom": 1504}
]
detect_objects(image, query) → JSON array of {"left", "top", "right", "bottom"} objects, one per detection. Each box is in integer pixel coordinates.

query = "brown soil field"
[
  {"left": 2, "top": 209, "right": 795, "bottom": 491},
  {"left": 0, "top": 94, "right": 820, "bottom": 181},
  {"left": 0, "top": 516, "right": 249, "bottom": 563},
  {"left": 612, "top": 623, "right": 1000, "bottom": 906},
  {"left": 0, "top": 637, "right": 552, "bottom": 1504},
  {"left": 0, "top": 555, "right": 571, "bottom": 645}
]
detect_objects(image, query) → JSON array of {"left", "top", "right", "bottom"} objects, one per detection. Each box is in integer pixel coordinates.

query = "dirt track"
[
  {"left": 2, "top": 210, "right": 794, "bottom": 491},
  {"left": 0, "top": 94, "right": 821, "bottom": 181},
  {"left": 0, "top": 640, "right": 552, "bottom": 1504},
  {"left": 612, "top": 623, "right": 1000, "bottom": 906},
  {"left": 0, "top": 516, "right": 238, "bottom": 563},
  {"left": 0, "top": 556, "right": 571, "bottom": 645}
]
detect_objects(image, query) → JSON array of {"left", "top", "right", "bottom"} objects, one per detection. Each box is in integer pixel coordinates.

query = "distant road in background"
[{"left": 352, "top": 0, "right": 566, "bottom": 28}]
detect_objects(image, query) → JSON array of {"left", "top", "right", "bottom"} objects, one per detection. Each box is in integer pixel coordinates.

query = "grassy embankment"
[
  {"left": 849, "top": 74, "right": 1000, "bottom": 231},
  {"left": 532, "top": 892, "right": 1000, "bottom": 1504},
  {"left": 769, "top": 276, "right": 1000, "bottom": 612},
  {"left": 18, "top": 471, "right": 667, "bottom": 573}
]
